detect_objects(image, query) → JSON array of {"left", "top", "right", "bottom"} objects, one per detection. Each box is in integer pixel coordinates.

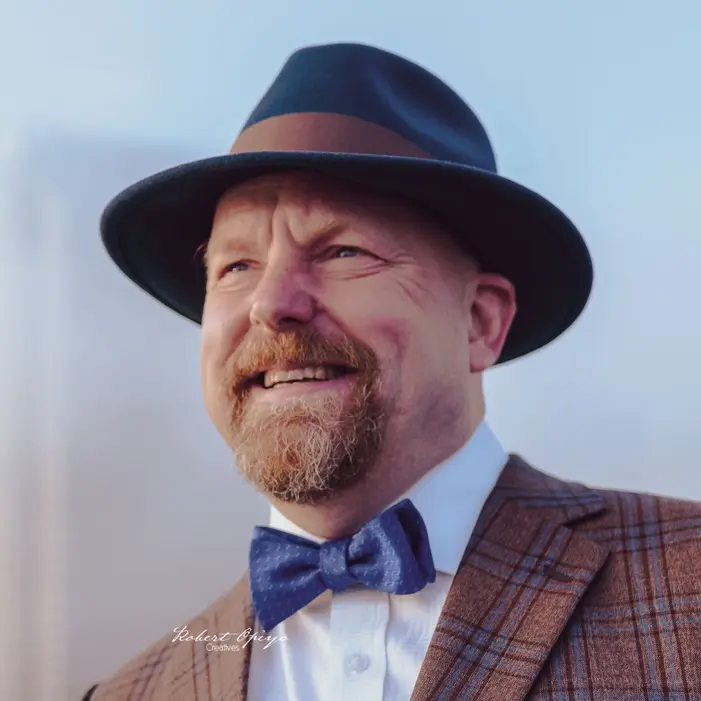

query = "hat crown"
[{"left": 241, "top": 42, "right": 497, "bottom": 172}]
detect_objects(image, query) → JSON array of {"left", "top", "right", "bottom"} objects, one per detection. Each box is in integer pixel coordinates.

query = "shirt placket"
[{"left": 329, "top": 587, "right": 389, "bottom": 700}]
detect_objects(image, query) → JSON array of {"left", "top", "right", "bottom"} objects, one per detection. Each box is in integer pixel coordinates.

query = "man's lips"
[
  {"left": 248, "top": 372, "right": 357, "bottom": 401},
  {"left": 239, "top": 363, "right": 356, "bottom": 390}
]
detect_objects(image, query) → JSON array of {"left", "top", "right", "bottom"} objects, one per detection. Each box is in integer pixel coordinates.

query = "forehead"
[
  {"left": 204, "top": 171, "right": 473, "bottom": 275},
  {"left": 210, "top": 171, "right": 417, "bottom": 234}
]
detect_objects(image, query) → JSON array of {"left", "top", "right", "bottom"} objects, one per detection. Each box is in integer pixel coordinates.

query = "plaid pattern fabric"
[{"left": 88, "top": 456, "right": 701, "bottom": 701}]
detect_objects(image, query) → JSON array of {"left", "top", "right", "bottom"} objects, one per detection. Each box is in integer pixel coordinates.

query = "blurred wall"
[{"left": 1, "top": 131, "right": 268, "bottom": 701}]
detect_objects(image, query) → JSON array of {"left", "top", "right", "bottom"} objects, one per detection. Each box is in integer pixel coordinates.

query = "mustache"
[{"left": 227, "top": 328, "right": 378, "bottom": 392}]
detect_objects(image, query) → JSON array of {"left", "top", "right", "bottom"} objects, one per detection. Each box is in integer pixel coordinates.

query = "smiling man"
[
  {"left": 200, "top": 174, "right": 504, "bottom": 534},
  {"left": 85, "top": 43, "right": 701, "bottom": 701}
]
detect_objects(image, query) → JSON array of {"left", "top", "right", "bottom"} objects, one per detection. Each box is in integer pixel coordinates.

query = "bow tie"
[{"left": 249, "top": 498, "right": 436, "bottom": 631}]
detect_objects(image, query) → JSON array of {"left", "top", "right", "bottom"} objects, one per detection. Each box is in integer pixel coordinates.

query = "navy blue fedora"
[{"left": 100, "top": 42, "right": 592, "bottom": 364}]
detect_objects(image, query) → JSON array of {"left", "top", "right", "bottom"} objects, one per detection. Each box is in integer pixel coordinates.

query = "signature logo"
[{"left": 172, "top": 625, "right": 287, "bottom": 651}]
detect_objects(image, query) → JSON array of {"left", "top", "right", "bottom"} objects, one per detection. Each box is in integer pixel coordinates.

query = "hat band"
[{"left": 230, "top": 112, "right": 432, "bottom": 159}]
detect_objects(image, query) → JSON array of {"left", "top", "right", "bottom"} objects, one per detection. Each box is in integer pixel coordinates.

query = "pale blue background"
[{"left": 2, "top": 1, "right": 700, "bottom": 699}]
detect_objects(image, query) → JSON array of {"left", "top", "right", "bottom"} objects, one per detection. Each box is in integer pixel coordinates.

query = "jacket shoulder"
[
  {"left": 580, "top": 484, "right": 701, "bottom": 583},
  {"left": 86, "top": 624, "right": 178, "bottom": 701},
  {"left": 590, "top": 483, "right": 701, "bottom": 530},
  {"left": 509, "top": 456, "right": 701, "bottom": 576}
]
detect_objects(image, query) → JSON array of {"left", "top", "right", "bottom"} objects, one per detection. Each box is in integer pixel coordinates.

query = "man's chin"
[
  {"left": 240, "top": 459, "right": 356, "bottom": 505},
  {"left": 227, "top": 382, "right": 384, "bottom": 503},
  {"left": 232, "top": 426, "right": 373, "bottom": 504},
  {"left": 259, "top": 480, "right": 342, "bottom": 506}
]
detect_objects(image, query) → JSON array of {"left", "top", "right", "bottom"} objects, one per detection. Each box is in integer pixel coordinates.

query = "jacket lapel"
[
  {"left": 411, "top": 456, "right": 611, "bottom": 701},
  {"left": 159, "top": 576, "right": 255, "bottom": 701}
]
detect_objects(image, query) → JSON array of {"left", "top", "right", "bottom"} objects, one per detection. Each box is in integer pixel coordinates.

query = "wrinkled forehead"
[
  {"left": 212, "top": 171, "right": 413, "bottom": 229},
  {"left": 207, "top": 171, "right": 466, "bottom": 256},
  {"left": 203, "top": 172, "right": 480, "bottom": 288}
]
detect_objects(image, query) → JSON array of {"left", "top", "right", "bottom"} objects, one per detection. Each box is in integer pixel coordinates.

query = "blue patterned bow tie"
[{"left": 249, "top": 498, "right": 436, "bottom": 631}]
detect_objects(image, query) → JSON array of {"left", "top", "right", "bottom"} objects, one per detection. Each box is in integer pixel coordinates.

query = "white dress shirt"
[{"left": 247, "top": 420, "right": 508, "bottom": 701}]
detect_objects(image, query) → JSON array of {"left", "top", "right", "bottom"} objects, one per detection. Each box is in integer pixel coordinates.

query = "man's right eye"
[{"left": 220, "top": 261, "right": 249, "bottom": 276}]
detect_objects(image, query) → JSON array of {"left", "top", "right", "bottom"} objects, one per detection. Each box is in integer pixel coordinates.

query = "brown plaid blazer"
[{"left": 86, "top": 456, "right": 701, "bottom": 700}]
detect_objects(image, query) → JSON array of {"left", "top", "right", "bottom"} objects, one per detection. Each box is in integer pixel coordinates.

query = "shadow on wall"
[{"left": 1, "top": 128, "right": 267, "bottom": 701}]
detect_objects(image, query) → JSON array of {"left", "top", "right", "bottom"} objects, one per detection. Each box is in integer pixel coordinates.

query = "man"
[{"left": 84, "top": 43, "right": 701, "bottom": 700}]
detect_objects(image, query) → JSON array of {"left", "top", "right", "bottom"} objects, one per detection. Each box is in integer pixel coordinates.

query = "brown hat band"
[{"left": 230, "top": 112, "right": 432, "bottom": 159}]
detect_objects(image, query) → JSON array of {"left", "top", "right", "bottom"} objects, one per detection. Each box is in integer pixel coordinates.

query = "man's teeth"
[{"left": 263, "top": 366, "right": 341, "bottom": 389}]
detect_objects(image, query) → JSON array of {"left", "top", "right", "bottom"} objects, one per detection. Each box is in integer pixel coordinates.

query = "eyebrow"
[{"left": 197, "top": 237, "right": 254, "bottom": 272}]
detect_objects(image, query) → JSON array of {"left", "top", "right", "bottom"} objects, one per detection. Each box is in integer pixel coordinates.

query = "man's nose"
[{"left": 248, "top": 260, "right": 317, "bottom": 332}]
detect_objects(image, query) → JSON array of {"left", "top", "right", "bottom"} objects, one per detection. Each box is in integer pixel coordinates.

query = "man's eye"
[
  {"left": 216, "top": 260, "right": 248, "bottom": 280},
  {"left": 220, "top": 261, "right": 249, "bottom": 276},
  {"left": 331, "top": 246, "right": 365, "bottom": 258},
  {"left": 217, "top": 248, "right": 367, "bottom": 277}
]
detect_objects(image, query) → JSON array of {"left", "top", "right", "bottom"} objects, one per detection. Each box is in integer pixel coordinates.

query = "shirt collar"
[{"left": 268, "top": 420, "right": 508, "bottom": 575}]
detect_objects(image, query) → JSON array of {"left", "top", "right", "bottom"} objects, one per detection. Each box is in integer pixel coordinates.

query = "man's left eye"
[{"left": 332, "top": 246, "right": 364, "bottom": 258}]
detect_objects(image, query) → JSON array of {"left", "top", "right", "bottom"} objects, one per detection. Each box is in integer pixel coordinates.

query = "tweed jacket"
[{"left": 85, "top": 456, "right": 701, "bottom": 700}]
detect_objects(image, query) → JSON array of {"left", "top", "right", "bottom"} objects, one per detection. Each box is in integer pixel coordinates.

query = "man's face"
[{"left": 200, "top": 172, "right": 512, "bottom": 505}]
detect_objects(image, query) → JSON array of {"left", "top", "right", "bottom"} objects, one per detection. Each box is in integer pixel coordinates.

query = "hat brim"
[{"left": 100, "top": 151, "right": 592, "bottom": 364}]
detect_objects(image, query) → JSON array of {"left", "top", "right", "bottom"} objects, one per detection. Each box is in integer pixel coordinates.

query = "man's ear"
[{"left": 467, "top": 273, "right": 517, "bottom": 372}]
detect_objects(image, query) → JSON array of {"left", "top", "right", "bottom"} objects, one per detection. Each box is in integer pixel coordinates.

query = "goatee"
[{"left": 224, "top": 329, "right": 386, "bottom": 504}]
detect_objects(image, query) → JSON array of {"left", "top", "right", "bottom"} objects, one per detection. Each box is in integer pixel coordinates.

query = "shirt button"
[{"left": 345, "top": 653, "right": 370, "bottom": 673}]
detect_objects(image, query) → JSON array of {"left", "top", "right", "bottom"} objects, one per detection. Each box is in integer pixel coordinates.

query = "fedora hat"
[{"left": 100, "top": 42, "right": 592, "bottom": 364}]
